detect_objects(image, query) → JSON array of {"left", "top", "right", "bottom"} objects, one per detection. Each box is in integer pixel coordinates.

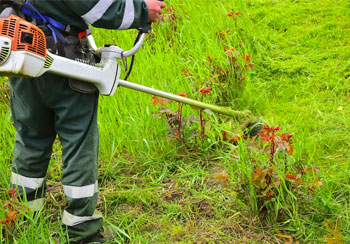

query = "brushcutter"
[{"left": 0, "top": 14, "right": 262, "bottom": 134}]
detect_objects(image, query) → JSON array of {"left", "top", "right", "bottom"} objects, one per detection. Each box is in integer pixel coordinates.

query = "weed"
[
  {"left": 198, "top": 86, "right": 212, "bottom": 139},
  {"left": 276, "top": 230, "right": 300, "bottom": 244},
  {"left": 152, "top": 93, "right": 196, "bottom": 141},
  {"left": 324, "top": 219, "right": 344, "bottom": 244},
  {"left": 220, "top": 124, "right": 323, "bottom": 223},
  {"left": 0, "top": 77, "right": 10, "bottom": 105},
  {"left": 258, "top": 124, "right": 293, "bottom": 164},
  {"left": 152, "top": 86, "right": 217, "bottom": 145},
  {"left": 205, "top": 8, "right": 254, "bottom": 102},
  {"left": 1, "top": 0, "right": 349, "bottom": 242},
  {"left": 0, "top": 188, "right": 27, "bottom": 241}
]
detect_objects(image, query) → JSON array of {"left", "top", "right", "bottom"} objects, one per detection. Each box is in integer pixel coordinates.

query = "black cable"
[
  {"left": 123, "top": 31, "right": 142, "bottom": 80},
  {"left": 122, "top": 0, "right": 163, "bottom": 80}
]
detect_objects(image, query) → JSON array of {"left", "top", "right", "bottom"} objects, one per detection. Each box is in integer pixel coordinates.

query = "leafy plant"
[
  {"left": 152, "top": 85, "right": 219, "bottom": 145},
  {"left": 205, "top": 9, "right": 254, "bottom": 102},
  {"left": 0, "top": 189, "right": 27, "bottom": 241},
  {"left": 258, "top": 124, "right": 293, "bottom": 164},
  {"left": 219, "top": 124, "right": 323, "bottom": 222},
  {"left": 152, "top": 93, "right": 199, "bottom": 142},
  {"left": 198, "top": 86, "right": 212, "bottom": 139},
  {"left": 324, "top": 219, "right": 344, "bottom": 244}
]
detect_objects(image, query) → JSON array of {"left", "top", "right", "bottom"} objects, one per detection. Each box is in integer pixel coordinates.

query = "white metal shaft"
[{"left": 118, "top": 79, "right": 239, "bottom": 117}]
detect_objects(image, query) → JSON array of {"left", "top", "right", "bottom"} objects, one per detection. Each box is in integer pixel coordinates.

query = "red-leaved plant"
[
  {"left": 216, "top": 124, "right": 322, "bottom": 222},
  {"left": 199, "top": 86, "right": 212, "bottom": 138},
  {"left": 152, "top": 93, "right": 200, "bottom": 141},
  {"left": 258, "top": 124, "right": 293, "bottom": 164},
  {"left": 250, "top": 124, "right": 322, "bottom": 219},
  {"left": 152, "top": 87, "right": 215, "bottom": 143},
  {"left": 0, "top": 188, "right": 27, "bottom": 240}
]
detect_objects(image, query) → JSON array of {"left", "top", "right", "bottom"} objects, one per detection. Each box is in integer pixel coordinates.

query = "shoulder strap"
[{"left": 20, "top": 0, "right": 67, "bottom": 44}]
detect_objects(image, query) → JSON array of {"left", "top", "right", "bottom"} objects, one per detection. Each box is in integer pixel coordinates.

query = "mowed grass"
[{"left": 0, "top": 0, "right": 349, "bottom": 243}]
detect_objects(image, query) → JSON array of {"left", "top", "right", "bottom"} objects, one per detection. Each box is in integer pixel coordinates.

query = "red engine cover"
[{"left": 0, "top": 14, "right": 46, "bottom": 58}]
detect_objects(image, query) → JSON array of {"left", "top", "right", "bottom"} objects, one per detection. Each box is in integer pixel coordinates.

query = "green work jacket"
[{"left": 1, "top": 0, "right": 150, "bottom": 31}]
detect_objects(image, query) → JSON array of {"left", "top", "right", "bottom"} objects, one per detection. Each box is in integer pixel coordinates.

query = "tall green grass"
[{"left": 0, "top": 0, "right": 349, "bottom": 242}]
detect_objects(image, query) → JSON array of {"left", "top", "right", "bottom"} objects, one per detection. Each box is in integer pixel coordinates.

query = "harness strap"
[
  {"left": 20, "top": 0, "right": 67, "bottom": 44},
  {"left": 2, "top": 0, "right": 93, "bottom": 46}
]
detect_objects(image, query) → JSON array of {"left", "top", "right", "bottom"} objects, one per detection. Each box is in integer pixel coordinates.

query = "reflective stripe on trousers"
[
  {"left": 11, "top": 172, "right": 46, "bottom": 211},
  {"left": 63, "top": 181, "right": 98, "bottom": 199},
  {"left": 62, "top": 210, "right": 102, "bottom": 226},
  {"left": 11, "top": 172, "right": 45, "bottom": 190},
  {"left": 27, "top": 198, "right": 45, "bottom": 211}
]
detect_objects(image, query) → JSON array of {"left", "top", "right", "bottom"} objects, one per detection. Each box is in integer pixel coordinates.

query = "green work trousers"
[{"left": 9, "top": 73, "right": 102, "bottom": 241}]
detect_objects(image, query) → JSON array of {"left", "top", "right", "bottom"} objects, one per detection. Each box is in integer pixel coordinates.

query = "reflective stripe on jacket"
[{"left": 31, "top": 0, "right": 149, "bottom": 30}]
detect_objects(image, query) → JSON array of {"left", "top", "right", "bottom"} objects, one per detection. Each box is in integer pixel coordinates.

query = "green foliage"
[{"left": 0, "top": 0, "right": 349, "bottom": 243}]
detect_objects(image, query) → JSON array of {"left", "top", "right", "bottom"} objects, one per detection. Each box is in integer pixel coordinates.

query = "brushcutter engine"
[
  {"left": 0, "top": 14, "right": 140, "bottom": 95},
  {"left": 0, "top": 15, "right": 47, "bottom": 77}
]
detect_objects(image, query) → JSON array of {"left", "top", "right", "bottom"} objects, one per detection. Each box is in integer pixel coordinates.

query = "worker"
[{"left": 0, "top": 0, "right": 166, "bottom": 243}]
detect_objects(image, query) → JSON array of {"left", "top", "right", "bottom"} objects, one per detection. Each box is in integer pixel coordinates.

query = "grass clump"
[{"left": 0, "top": 0, "right": 349, "bottom": 243}]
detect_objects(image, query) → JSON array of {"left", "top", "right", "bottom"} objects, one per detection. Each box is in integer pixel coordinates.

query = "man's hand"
[{"left": 145, "top": 0, "right": 166, "bottom": 23}]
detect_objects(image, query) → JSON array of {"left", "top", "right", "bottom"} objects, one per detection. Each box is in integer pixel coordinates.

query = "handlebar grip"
[
  {"left": 138, "top": 0, "right": 165, "bottom": 33},
  {"left": 138, "top": 23, "right": 152, "bottom": 34}
]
